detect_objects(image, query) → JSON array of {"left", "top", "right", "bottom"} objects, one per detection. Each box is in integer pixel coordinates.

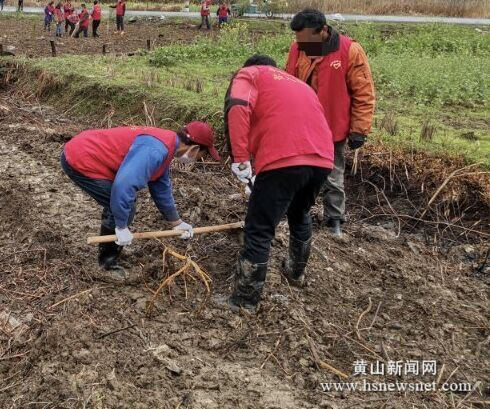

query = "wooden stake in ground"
[
  {"left": 87, "top": 221, "right": 244, "bottom": 245},
  {"left": 49, "top": 40, "right": 57, "bottom": 57}
]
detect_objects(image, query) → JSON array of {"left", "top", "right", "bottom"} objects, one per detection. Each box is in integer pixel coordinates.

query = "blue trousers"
[{"left": 60, "top": 151, "right": 135, "bottom": 230}]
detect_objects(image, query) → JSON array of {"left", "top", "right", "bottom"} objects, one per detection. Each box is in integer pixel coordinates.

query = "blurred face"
[
  {"left": 175, "top": 144, "right": 204, "bottom": 164},
  {"left": 295, "top": 26, "right": 329, "bottom": 57},
  {"left": 294, "top": 27, "right": 324, "bottom": 43}
]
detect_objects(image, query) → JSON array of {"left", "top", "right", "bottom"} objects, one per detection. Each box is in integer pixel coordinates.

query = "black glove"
[{"left": 348, "top": 132, "right": 366, "bottom": 150}]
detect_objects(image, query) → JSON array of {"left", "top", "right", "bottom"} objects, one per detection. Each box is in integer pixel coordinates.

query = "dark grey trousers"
[{"left": 323, "top": 140, "right": 346, "bottom": 222}]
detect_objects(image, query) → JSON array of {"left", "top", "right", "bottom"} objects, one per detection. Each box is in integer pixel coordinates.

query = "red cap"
[{"left": 185, "top": 121, "right": 221, "bottom": 161}]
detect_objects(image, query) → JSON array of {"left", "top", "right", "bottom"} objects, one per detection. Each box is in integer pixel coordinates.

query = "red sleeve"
[{"left": 225, "top": 67, "right": 259, "bottom": 163}]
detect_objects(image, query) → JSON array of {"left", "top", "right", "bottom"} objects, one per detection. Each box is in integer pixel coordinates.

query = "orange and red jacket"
[
  {"left": 91, "top": 4, "right": 102, "bottom": 20},
  {"left": 115, "top": 0, "right": 125, "bottom": 16},
  {"left": 64, "top": 127, "right": 177, "bottom": 181},
  {"left": 224, "top": 65, "right": 334, "bottom": 175},
  {"left": 286, "top": 27, "right": 375, "bottom": 142},
  {"left": 78, "top": 8, "right": 90, "bottom": 28},
  {"left": 200, "top": 0, "right": 211, "bottom": 16}
]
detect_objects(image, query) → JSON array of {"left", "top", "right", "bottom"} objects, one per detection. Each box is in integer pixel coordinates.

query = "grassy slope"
[{"left": 8, "top": 19, "right": 490, "bottom": 168}]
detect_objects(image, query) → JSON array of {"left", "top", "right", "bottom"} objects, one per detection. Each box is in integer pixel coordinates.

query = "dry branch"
[{"left": 307, "top": 336, "right": 349, "bottom": 379}]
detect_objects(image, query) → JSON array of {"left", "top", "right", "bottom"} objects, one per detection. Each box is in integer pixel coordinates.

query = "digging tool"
[{"left": 87, "top": 221, "right": 244, "bottom": 245}]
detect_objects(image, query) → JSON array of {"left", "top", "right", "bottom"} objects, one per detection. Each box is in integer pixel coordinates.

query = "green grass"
[{"left": 8, "top": 20, "right": 490, "bottom": 168}]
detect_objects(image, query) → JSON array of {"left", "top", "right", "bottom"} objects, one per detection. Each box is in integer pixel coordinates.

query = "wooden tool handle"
[{"left": 87, "top": 221, "right": 244, "bottom": 245}]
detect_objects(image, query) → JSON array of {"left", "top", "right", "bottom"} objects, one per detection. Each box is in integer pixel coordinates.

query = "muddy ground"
[
  {"left": 0, "top": 16, "right": 212, "bottom": 58},
  {"left": 0, "top": 78, "right": 489, "bottom": 408}
]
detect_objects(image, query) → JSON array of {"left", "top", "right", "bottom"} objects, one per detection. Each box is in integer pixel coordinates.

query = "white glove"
[
  {"left": 115, "top": 227, "right": 133, "bottom": 246},
  {"left": 172, "top": 221, "right": 194, "bottom": 240},
  {"left": 245, "top": 175, "right": 256, "bottom": 197},
  {"left": 231, "top": 161, "right": 252, "bottom": 184}
]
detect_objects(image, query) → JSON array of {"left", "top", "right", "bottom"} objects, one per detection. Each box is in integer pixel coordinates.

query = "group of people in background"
[
  {"left": 199, "top": 0, "right": 231, "bottom": 29},
  {"left": 41, "top": 0, "right": 125, "bottom": 37}
]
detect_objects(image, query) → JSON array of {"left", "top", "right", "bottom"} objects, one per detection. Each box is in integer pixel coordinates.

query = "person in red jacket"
[
  {"left": 110, "top": 0, "right": 126, "bottom": 34},
  {"left": 54, "top": 3, "right": 64, "bottom": 37},
  {"left": 220, "top": 54, "right": 334, "bottom": 312},
  {"left": 60, "top": 122, "right": 220, "bottom": 272},
  {"left": 198, "top": 0, "right": 211, "bottom": 30},
  {"left": 63, "top": 1, "right": 74, "bottom": 33},
  {"left": 74, "top": 3, "right": 90, "bottom": 37},
  {"left": 66, "top": 10, "right": 79, "bottom": 35},
  {"left": 286, "top": 9, "right": 375, "bottom": 237},
  {"left": 91, "top": 0, "right": 102, "bottom": 37},
  {"left": 216, "top": 2, "right": 230, "bottom": 27},
  {"left": 44, "top": 1, "right": 55, "bottom": 32}
]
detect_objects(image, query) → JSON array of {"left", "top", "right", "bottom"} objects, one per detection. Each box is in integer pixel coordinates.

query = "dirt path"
[{"left": 0, "top": 87, "right": 488, "bottom": 408}]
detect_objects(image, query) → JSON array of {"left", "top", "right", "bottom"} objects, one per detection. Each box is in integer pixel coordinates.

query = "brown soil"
[
  {"left": 0, "top": 82, "right": 489, "bottom": 408},
  {"left": 0, "top": 17, "right": 212, "bottom": 58}
]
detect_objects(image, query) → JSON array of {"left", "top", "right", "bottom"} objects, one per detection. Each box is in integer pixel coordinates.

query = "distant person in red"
[
  {"left": 63, "top": 0, "right": 74, "bottom": 33},
  {"left": 54, "top": 3, "right": 64, "bottom": 37},
  {"left": 66, "top": 10, "right": 79, "bottom": 35},
  {"left": 60, "top": 123, "right": 220, "bottom": 272},
  {"left": 91, "top": 0, "right": 102, "bottom": 37},
  {"left": 44, "top": 1, "right": 55, "bottom": 32},
  {"left": 74, "top": 3, "right": 90, "bottom": 38},
  {"left": 217, "top": 2, "right": 230, "bottom": 27},
  {"left": 198, "top": 0, "right": 211, "bottom": 30},
  {"left": 220, "top": 54, "right": 334, "bottom": 312},
  {"left": 110, "top": 0, "right": 126, "bottom": 35}
]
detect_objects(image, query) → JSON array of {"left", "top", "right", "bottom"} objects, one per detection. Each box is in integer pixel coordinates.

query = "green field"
[{"left": 12, "top": 20, "right": 490, "bottom": 167}]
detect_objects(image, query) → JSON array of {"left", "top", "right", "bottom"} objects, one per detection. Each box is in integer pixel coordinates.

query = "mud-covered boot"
[
  {"left": 325, "top": 218, "right": 342, "bottom": 238},
  {"left": 282, "top": 236, "right": 312, "bottom": 287},
  {"left": 226, "top": 257, "right": 267, "bottom": 312},
  {"left": 97, "top": 225, "right": 123, "bottom": 270}
]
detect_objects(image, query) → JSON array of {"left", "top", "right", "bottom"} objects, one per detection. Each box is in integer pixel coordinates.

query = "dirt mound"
[{"left": 0, "top": 83, "right": 488, "bottom": 409}]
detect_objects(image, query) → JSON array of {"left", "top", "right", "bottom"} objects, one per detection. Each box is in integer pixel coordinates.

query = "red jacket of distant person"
[
  {"left": 200, "top": 0, "right": 211, "bottom": 16},
  {"left": 115, "top": 0, "right": 126, "bottom": 16},
  {"left": 78, "top": 7, "right": 90, "bottom": 28},
  {"left": 92, "top": 3, "right": 102, "bottom": 20}
]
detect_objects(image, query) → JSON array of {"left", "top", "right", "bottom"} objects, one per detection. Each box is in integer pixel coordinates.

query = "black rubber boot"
[
  {"left": 282, "top": 236, "right": 312, "bottom": 287},
  {"left": 227, "top": 256, "right": 267, "bottom": 312},
  {"left": 98, "top": 225, "right": 122, "bottom": 270},
  {"left": 325, "top": 218, "right": 342, "bottom": 237}
]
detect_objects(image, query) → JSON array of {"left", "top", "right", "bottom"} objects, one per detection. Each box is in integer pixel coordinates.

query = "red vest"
[
  {"left": 64, "top": 127, "right": 177, "bottom": 181},
  {"left": 79, "top": 9, "right": 90, "bottom": 28},
  {"left": 64, "top": 3, "right": 73, "bottom": 16},
  {"left": 54, "top": 8, "right": 64, "bottom": 22},
  {"left": 200, "top": 1, "right": 210, "bottom": 16},
  {"left": 92, "top": 4, "right": 102, "bottom": 20},
  {"left": 218, "top": 6, "right": 228, "bottom": 17},
  {"left": 115, "top": 1, "right": 125, "bottom": 16},
  {"left": 238, "top": 66, "right": 333, "bottom": 174},
  {"left": 286, "top": 35, "right": 352, "bottom": 142}
]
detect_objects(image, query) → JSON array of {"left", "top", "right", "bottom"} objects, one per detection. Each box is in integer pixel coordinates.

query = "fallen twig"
[
  {"left": 260, "top": 335, "right": 282, "bottom": 370},
  {"left": 97, "top": 322, "right": 136, "bottom": 339},
  {"left": 307, "top": 335, "right": 348, "bottom": 379},
  {"left": 355, "top": 297, "right": 372, "bottom": 342},
  {"left": 48, "top": 288, "right": 92, "bottom": 310}
]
